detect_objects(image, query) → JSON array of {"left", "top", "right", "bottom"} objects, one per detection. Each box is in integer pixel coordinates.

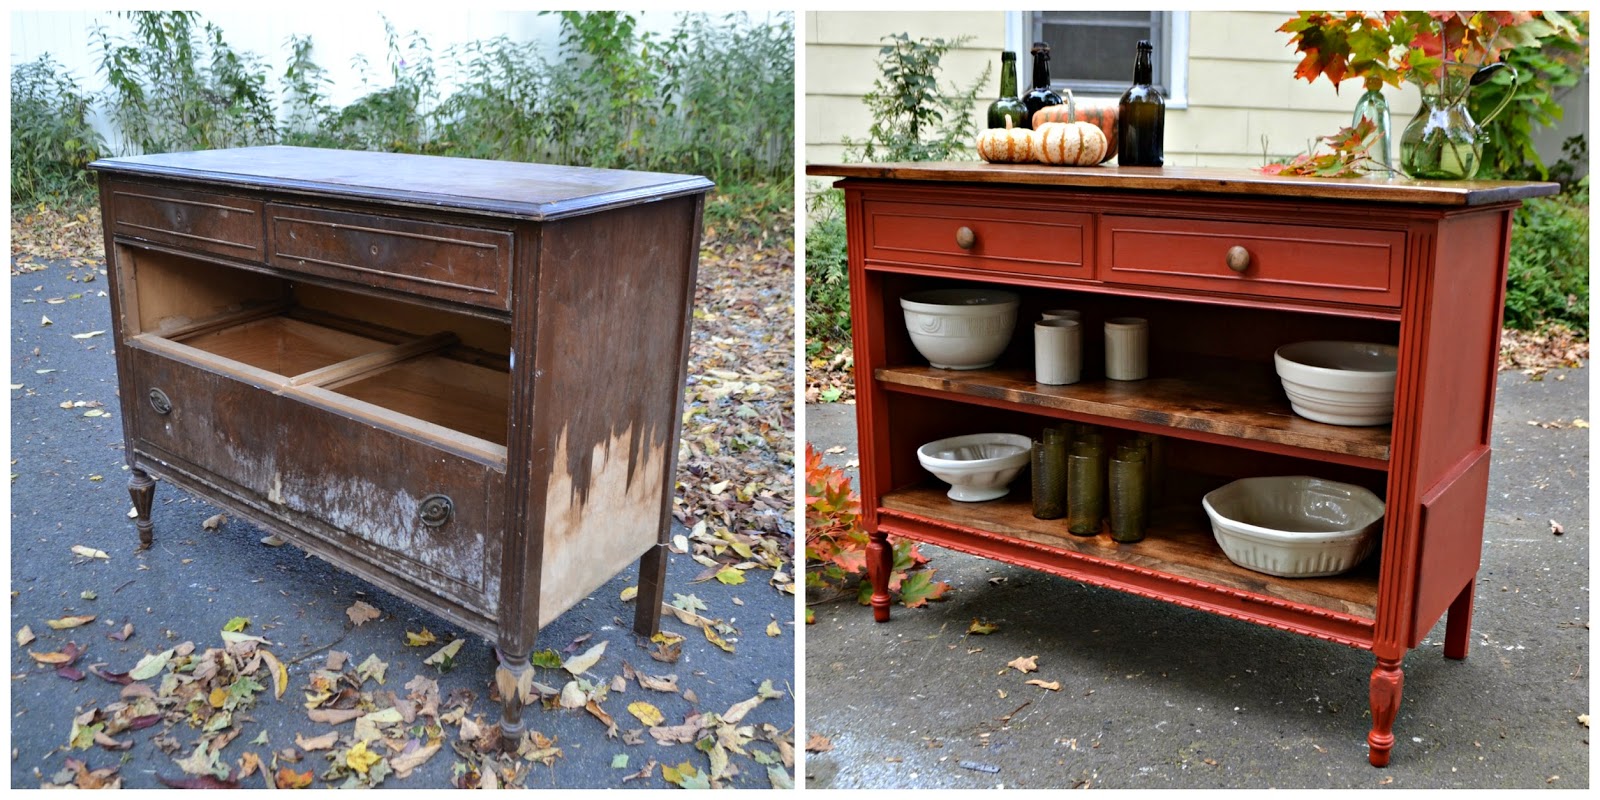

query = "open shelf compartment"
[{"left": 119, "top": 242, "right": 513, "bottom": 461}]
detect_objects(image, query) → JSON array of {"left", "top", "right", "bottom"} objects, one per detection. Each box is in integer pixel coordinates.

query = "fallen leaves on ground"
[
  {"left": 1025, "top": 679, "right": 1062, "bottom": 691},
  {"left": 345, "top": 600, "right": 381, "bottom": 626},
  {"left": 675, "top": 235, "right": 795, "bottom": 597},
  {"left": 1499, "top": 325, "right": 1587, "bottom": 378},
  {"left": 805, "top": 732, "right": 834, "bottom": 753},
  {"left": 968, "top": 619, "right": 1000, "bottom": 635},
  {"left": 1007, "top": 655, "right": 1040, "bottom": 674}
]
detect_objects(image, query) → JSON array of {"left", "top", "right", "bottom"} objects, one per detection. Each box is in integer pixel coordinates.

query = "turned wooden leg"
[
  {"left": 633, "top": 541, "right": 669, "bottom": 636},
  {"left": 1443, "top": 580, "right": 1475, "bottom": 660},
  {"left": 1367, "top": 655, "right": 1405, "bottom": 767},
  {"left": 494, "top": 647, "right": 533, "bottom": 750},
  {"left": 128, "top": 469, "right": 156, "bottom": 548},
  {"left": 867, "top": 529, "right": 892, "bottom": 622}
]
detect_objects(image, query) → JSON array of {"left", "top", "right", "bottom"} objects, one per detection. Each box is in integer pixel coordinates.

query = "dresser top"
[
  {"left": 806, "top": 162, "right": 1559, "bottom": 206},
  {"left": 91, "top": 146, "right": 713, "bottom": 221}
]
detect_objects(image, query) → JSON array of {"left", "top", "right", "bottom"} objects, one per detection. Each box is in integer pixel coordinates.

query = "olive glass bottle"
[
  {"left": 1021, "top": 42, "right": 1064, "bottom": 128},
  {"left": 1117, "top": 40, "right": 1165, "bottom": 167},
  {"left": 988, "top": 51, "right": 1027, "bottom": 129}
]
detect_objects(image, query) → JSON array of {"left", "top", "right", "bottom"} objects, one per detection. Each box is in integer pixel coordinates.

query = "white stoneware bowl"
[
  {"left": 1202, "top": 476, "right": 1384, "bottom": 578},
  {"left": 900, "top": 288, "right": 1020, "bottom": 369},
  {"left": 1274, "top": 341, "right": 1399, "bottom": 426},
  {"left": 916, "top": 433, "right": 1032, "bottom": 502}
]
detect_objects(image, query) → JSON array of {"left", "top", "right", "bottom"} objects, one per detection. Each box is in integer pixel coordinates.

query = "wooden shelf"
[
  {"left": 881, "top": 484, "right": 1380, "bottom": 621},
  {"left": 876, "top": 362, "right": 1391, "bottom": 466}
]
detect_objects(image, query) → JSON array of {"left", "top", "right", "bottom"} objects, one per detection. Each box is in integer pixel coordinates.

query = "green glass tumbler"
[
  {"left": 1031, "top": 437, "right": 1066, "bottom": 519},
  {"left": 1067, "top": 451, "right": 1104, "bottom": 536},
  {"left": 1108, "top": 449, "right": 1147, "bottom": 543}
]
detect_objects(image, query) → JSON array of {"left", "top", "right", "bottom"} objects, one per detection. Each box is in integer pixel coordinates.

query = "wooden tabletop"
[
  {"left": 806, "top": 161, "right": 1559, "bottom": 206},
  {"left": 91, "top": 146, "right": 714, "bottom": 221}
]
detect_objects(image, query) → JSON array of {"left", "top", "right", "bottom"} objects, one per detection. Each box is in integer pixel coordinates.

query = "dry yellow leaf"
[
  {"left": 1025, "top": 679, "right": 1062, "bottom": 691},
  {"left": 627, "top": 701, "right": 665, "bottom": 727},
  {"left": 620, "top": 586, "right": 638, "bottom": 602},
  {"left": 1007, "top": 655, "right": 1039, "bottom": 674},
  {"left": 70, "top": 545, "right": 109, "bottom": 560},
  {"left": 46, "top": 615, "right": 96, "bottom": 629},
  {"left": 766, "top": 620, "right": 781, "bottom": 637},
  {"left": 259, "top": 649, "right": 288, "bottom": 699},
  {"left": 345, "top": 741, "right": 382, "bottom": 775},
  {"left": 17, "top": 625, "right": 35, "bottom": 646}
]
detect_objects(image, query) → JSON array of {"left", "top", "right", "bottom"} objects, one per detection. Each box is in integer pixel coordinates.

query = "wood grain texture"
[
  {"left": 107, "top": 180, "right": 264, "bottom": 257},
  {"left": 882, "top": 485, "right": 1380, "bottom": 619},
  {"left": 876, "top": 364, "right": 1392, "bottom": 463},
  {"left": 808, "top": 162, "right": 1559, "bottom": 206},
  {"left": 92, "top": 146, "right": 714, "bottom": 221},
  {"left": 268, "top": 203, "right": 514, "bottom": 310}
]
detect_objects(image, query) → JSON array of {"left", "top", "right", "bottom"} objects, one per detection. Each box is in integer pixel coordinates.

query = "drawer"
[
  {"left": 271, "top": 393, "right": 504, "bottom": 612},
  {"left": 108, "top": 181, "right": 265, "bottom": 260},
  {"left": 863, "top": 198, "right": 1091, "bottom": 280},
  {"left": 125, "top": 345, "right": 281, "bottom": 494},
  {"left": 268, "top": 204, "right": 513, "bottom": 311},
  {"left": 1099, "top": 216, "right": 1405, "bottom": 307}
]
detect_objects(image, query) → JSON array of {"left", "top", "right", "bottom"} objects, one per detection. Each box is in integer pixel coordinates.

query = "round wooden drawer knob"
[
  {"left": 955, "top": 226, "right": 977, "bottom": 250},
  {"left": 1225, "top": 245, "right": 1251, "bottom": 273}
]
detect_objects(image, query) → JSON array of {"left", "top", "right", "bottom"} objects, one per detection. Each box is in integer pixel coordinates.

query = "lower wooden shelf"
[{"left": 879, "top": 484, "right": 1381, "bottom": 645}]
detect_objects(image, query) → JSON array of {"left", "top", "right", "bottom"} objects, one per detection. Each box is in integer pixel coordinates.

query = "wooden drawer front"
[
  {"left": 864, "top": 199, "right": 1091, "bottom": 279},
  {"left": 126, "top": 346, "right": 280, "bottom": 492},
  {"left": 271, "top": 396, "right": 502, "bottom": 609},
  {"left": 268, "top": 205, "right": 513, "bottom": 311},
  {"left": 109, "top": 182, "right": 264, "bottom": 260},
  {"left": 1100, "top": 216, "right": 1404, "bottom": 306}
]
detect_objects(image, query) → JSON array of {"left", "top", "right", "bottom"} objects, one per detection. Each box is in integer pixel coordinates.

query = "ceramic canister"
[
  {"left": 1034, "top": 318, "right": 1082, "bottom": 385},
  {"left": 1104, "top": 317, "right": 1149, "bottom": 380}
]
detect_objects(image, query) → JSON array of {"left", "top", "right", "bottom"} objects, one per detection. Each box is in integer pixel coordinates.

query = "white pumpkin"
[
  {"left": 1033, "top": 121, "right": 1107, "bottom": 167},
  {"left": 976, "top": 118, "right": 1035, "bottom": 164}
]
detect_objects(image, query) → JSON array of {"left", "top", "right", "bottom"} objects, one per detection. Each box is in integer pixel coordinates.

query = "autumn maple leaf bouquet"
[{"left": 1269, "top": 11, "right": 1581, "bottom": 179}]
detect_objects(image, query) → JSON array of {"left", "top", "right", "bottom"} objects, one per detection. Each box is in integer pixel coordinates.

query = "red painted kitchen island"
[{"left": 805, "top": 162, "right": 1557, "bottom": 766}]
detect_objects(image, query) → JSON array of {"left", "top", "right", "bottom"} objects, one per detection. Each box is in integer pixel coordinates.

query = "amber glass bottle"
[
  {"left": 1117, "top": 40, "right": 1165, "bottom": 167},
  {"left": 1021, "top": 42, "right": 1063, "bottom": 128},
  {"left": 987, "top": 51, "right": 1027, "bottom": 129}
]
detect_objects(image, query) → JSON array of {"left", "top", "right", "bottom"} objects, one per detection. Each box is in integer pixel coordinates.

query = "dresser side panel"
[{"left": 526, "top": 197, "right": 702, "bottom": 628}]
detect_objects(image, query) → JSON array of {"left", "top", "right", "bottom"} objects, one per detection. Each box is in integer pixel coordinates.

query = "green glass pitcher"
[{"left": 1399, "top": 61, "right": 1518, "bottom": 180}]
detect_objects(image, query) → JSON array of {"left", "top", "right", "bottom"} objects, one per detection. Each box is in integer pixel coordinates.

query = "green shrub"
[
  {"left": 1470, "top": 11, "right": 1588, "bottom": 181},
  {"left": 1505, "top": 180, "right": 1589, "bottom": 333},
  {"left": 10, "top": 55, "right": 104, "bottom": 209},
  {"left": 842, "top": 33, "right": 987, "bottom": 163},
  {"left": 94, "top": 11, "right": 277, "bottom": 154},
  {"left": 804, "top": 189, "right": 851, "bottom": 356}
]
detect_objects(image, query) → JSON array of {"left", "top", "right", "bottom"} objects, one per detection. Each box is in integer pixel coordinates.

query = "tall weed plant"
[
  {"left": 11, "top": 55, "right": 104, "bottom": 209},
  {"left": 50, "top": 10, "right": 792, "bottom": 236}
]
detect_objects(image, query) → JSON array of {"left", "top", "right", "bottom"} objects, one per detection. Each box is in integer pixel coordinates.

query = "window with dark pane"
[{"left": 1031, "top": 10, "right": 1168, "bottom": 96}]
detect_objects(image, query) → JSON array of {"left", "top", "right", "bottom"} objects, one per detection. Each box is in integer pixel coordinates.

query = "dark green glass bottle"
[
  {"left": 987, "top": 51, "right": 1027, "bottom": 129},
  {"left": 1117, "top": 40, "right": 1165, "bottom": 167},
  {"left": 1021, "top": 42, "right": 1063, "bottom": 128}
]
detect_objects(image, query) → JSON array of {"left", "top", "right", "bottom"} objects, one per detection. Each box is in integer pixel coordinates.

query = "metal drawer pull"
[
  {"left": 955, "top": 226, "right": 977, "bottom": 250},
  {"left": 419, "top": 494, "right": 454, "bottom": 528},
  {"left": 148, "top": 388, "right": 172, "bottom": 415},
  {"left": 1225, "top": 245, "right": 1251, "bottom": 273}
]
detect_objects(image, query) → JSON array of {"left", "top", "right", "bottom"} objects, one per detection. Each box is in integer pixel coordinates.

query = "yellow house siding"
[
  {"left": 807, "top": 11, "right": 1002, "bottom": 168},
  {"left": 808, "top": 10, "right": 1422, "bottom": 170}
]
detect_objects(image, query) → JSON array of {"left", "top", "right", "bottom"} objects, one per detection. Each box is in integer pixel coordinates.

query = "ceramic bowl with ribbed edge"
[
  {"left": 916, "top": 433, "right": 1032, "bottom": 502},
  {"left": 900, "top": 288, "right": 1020, "bottom": 369},
  {"left": 1274, "top": 341, "right": 1399, "bottom": 426},
  {"left": 1202, "top": 476, "right": 1384, "bottom": 578}
]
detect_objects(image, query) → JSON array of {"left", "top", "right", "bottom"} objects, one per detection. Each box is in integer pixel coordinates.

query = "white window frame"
[{"left": 1005, "top": 10, "right": 1189, "bottom": 109}]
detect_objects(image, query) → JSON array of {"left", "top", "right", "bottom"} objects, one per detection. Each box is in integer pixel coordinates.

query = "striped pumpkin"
[
  {"left": 1032, "top": 121, "right": 1107, "bottom": 166},
  {"left": 976, "top": 118, "right": 1036, "bottom": 164},
  {"left": 1033, "top": 98, "right": 1118, "bottom": 163}
]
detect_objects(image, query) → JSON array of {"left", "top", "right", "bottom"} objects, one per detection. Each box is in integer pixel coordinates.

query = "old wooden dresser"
[
  {"left": 806, "top": 162, "right": 1555, "bottom": 766},
  {"left": 92, "top": 146, "right": 711, "bottom": 736}
]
